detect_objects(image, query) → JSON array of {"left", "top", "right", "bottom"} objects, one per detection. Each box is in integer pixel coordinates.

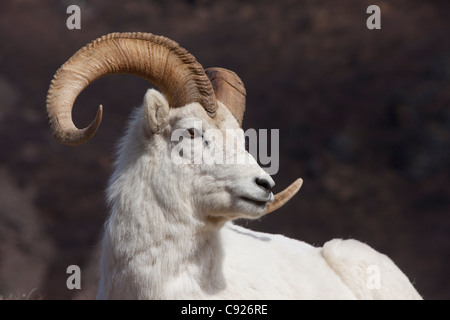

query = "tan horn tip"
[
  {"left": 61, "top": 104, "right": 103, "bottom": 146},
  {"left": 265, "top": 178, "right": 303, "bottom": 215}
]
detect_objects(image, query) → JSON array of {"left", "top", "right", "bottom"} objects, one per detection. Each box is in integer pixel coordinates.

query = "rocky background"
[{"left": 0, "top": 0, "right": 448, "bottom": 299}]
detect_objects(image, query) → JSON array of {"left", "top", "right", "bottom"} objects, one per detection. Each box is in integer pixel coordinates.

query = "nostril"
[{"left": 255, "top": 177, "right": 273, "bottom": 192}]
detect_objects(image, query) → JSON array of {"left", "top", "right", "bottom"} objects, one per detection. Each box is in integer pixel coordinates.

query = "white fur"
[{"left": 96, "top": 89, "right": 421, "bottom": 300}]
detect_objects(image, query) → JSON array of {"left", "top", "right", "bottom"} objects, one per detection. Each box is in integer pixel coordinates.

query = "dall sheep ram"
[{"left": 47, "top": 32, "right": 422, "bottom": 300}]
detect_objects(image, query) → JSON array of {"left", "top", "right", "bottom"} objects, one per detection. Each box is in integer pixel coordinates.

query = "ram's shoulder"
[{"left": 321, "top": 239, "right": 422, "bottom": 300}]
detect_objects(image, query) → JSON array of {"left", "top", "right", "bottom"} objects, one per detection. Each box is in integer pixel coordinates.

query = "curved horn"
[
  {"left": 47, "top": 32, "right": 217, "bottom": 146},
  {"left": 205, "top": 67, "right": 246, "bottom": 126},
  {"left": 265, "top": 178, "right": 303, "bottom": 214}
]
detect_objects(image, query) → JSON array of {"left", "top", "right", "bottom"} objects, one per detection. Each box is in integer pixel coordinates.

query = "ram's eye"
[{"left": 187, "top": 128, "right": 199, "bottom": 139}]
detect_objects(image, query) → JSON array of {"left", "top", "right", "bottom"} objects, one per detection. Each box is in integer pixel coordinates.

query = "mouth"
[{"left": 240, "top": 193, "right": 274, "bottom": 207}]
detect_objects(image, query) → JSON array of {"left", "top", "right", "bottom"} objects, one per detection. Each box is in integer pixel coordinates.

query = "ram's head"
[{"left": 46, "top": 32, "right": 302, "bottom": 219}]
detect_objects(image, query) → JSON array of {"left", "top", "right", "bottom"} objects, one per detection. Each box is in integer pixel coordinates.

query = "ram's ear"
[{"left": 143, "top": 89, "right": 170, "bottom": 134}]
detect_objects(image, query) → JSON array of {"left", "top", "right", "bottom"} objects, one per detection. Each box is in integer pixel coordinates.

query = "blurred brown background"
[{"left": 0, "top": 0, "right": 448, "bottom": 299}]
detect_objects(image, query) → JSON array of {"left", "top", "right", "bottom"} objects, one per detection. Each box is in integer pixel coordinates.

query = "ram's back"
[{"left": 218, "top": 223, "right": 421, "bottom": 300}]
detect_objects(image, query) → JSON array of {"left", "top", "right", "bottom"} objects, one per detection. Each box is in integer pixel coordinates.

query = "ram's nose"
[{"left": 255, "top": 176, "right": 275, "bottom": 193}]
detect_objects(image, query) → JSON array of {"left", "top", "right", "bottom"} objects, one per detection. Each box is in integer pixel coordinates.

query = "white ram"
[{"left": 46, "top": 32, "right": 421, "bottom": 300}]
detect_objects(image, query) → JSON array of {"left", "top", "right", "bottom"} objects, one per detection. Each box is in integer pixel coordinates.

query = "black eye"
[{"left": 187, "top": 128, "right": 198, "bottom": 139}]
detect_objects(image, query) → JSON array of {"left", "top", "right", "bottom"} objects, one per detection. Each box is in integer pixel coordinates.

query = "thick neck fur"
[{"left": 98, "top": 112, "right": 225, "bottom": 299}]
